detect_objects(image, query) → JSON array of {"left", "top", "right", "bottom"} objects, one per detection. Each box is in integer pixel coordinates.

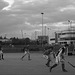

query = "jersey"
[
  {"left": 56, "top": 47, "right": 65, "bottom": 57},
  {"left": 55, "top": 47, "right": 66, "bottom": 64}
]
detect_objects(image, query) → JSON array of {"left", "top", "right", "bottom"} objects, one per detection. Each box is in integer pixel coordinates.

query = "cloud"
[
  {"left": 2, "top": 0, "right": 14, "bottom": 10},
  {"left": 0, "top": 0, "right": 8, "bottom": 11},
  {"left": 60, "top": 5, "right": 75, "bottom": 12},
  {"left": 2, "top": 0, "right": 49, "bottom": 11},
  {"left": 0, "top": 0, "right": 75, "bottom": 38}
]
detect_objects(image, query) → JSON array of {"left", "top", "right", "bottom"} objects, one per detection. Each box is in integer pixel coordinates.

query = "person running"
[
  {"left": 50, "top": 44, "right": 68, "bottom": 72},
  {"left": 21, "top": 45, "right": 31, "bottom": 60},
  {"left": 43, "top": 46, "right": 55, "bottom": 67}
]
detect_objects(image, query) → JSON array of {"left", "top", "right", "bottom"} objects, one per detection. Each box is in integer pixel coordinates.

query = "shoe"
[
  {"left": 63, "top": 69, "right": 68, "bottom": 72},
  {"left": 50, "top": 64, "right": 58, "bottom": 72},
  {"left": 28, "top": 59, "right": 31, "bottom": 60},
  {"left": 2, "top": 58, "right": 4, "bottom": 60},
  {"left": 46, "top": 64, "right": 49, "bottom": 67},
  {"left": 62, "top": 64, "right": 67, "bottom": 72}
]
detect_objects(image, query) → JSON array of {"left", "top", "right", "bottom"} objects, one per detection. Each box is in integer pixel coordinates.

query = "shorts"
[
  {"left": 24, "top": 51, "right": 27, "bottom": 55},
  {"left": 55, "top": 55, "right": 64, "bottom": 64}
]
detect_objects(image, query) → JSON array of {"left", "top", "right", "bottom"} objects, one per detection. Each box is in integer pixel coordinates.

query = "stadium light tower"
[
  {"left": 41, "top": 13, "right": 44, "bottom": 37},
  {"left": 41, "top": 12, "right": 44, "bottom": 46}
]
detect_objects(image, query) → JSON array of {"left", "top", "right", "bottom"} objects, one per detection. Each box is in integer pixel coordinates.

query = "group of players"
[
  {"left": 43, "top": 44, "right": 69, "bottom": 72},
  {"left": 20, "top": 43, "right": 70, "bottom": 72},
  {"left": 0, "top": 42, "right": 73, "bottom": 72}
]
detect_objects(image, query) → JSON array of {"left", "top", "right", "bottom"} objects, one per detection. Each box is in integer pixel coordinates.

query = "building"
[{"left": 50, "top": 26, "right": 75, "bottom": 44}]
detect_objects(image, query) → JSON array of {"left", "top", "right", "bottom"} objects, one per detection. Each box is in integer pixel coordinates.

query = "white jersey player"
[{"left": 50, "top": 44, "right": 68, "bottom": 72}]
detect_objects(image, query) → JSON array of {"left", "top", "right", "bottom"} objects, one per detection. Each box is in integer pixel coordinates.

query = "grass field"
[{"left": 0, "top": 52, "right": 75, "bottom": 75}]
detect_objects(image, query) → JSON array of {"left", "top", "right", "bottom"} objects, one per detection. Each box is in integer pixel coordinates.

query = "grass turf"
[{"left": 0, "top": 53, "right": 75, "bottom": 75}]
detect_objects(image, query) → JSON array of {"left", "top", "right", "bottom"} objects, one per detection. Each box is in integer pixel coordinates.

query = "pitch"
[{"left": 0, "top": 52, "right": 75, "bottom": 75}]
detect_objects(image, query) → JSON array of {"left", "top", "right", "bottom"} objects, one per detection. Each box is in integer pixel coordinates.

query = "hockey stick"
[
  {"left": 64, "top": 59, "right": 75, "bottom": 68},
  {"left": 68, "top": 62, "right": 75, "bottom": 68}
]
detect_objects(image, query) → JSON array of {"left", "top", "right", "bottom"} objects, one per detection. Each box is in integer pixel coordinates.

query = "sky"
[{"left": 0, "top": 0, "right": 75, "bottom": 39}]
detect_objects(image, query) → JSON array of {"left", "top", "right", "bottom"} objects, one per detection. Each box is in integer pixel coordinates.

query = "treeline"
[{"left": 1, "top": 37, "right": 48, "bottom": 45}]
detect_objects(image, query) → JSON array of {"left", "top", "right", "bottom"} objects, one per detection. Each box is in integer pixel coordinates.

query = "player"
[
  {"left": 43, "top": 46, "right": 55, "bottom": 67},
  {"left": 50, "top": 44, "right": 68, "bottom": 72},
  {"left": 0, "top": 44, "right": 4, "bottom": 60},
  {"left": 21, "top": 45, "right": 31, "bottom": 60}
]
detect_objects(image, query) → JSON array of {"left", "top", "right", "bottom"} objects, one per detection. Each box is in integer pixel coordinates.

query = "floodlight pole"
[{"left": 41, "top": 12, "right": 44, "bottom": 46}]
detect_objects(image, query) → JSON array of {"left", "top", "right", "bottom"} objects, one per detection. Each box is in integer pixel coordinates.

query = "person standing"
[
  {"left": 50, "top": 44, "right": 68, "bottom": 72},
  {"left": 0, "top": 44, "right": 4, "bottom": 60}
]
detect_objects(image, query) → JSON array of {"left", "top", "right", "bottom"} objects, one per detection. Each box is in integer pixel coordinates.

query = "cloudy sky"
[{"left": 0, "top": 0, "right": 75, "bottom": 39}]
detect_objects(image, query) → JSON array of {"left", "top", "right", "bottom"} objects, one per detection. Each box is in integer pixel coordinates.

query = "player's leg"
[
  {"left": 50, "top": 63, "right": 58, "bottom": 72},
  {"left": 21, "top": 54, "right": 26, "bottom": 59},
  {"left": 46, "top": 55, "right": 51, "bottom": 67},
  {"left": 46, "top": 59, "right": 51, "bottom": 67},
  {"left": 61, "top": 60, "right": 67, "bottom": 72},
  {"left": 2, "top": 53, "right": 4, "bottom": 60},
  {"left": 50, "top": 56, "right": 59, "bottom": 72},
  {"left": 21, "top": 51, "right": 27, "bottom": 60},
  {"left": 28, "top": 52, "right": 31, "bottom": 60},
  {"left": 61, "top": 55, "right": 67, "bottom": 72}
]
